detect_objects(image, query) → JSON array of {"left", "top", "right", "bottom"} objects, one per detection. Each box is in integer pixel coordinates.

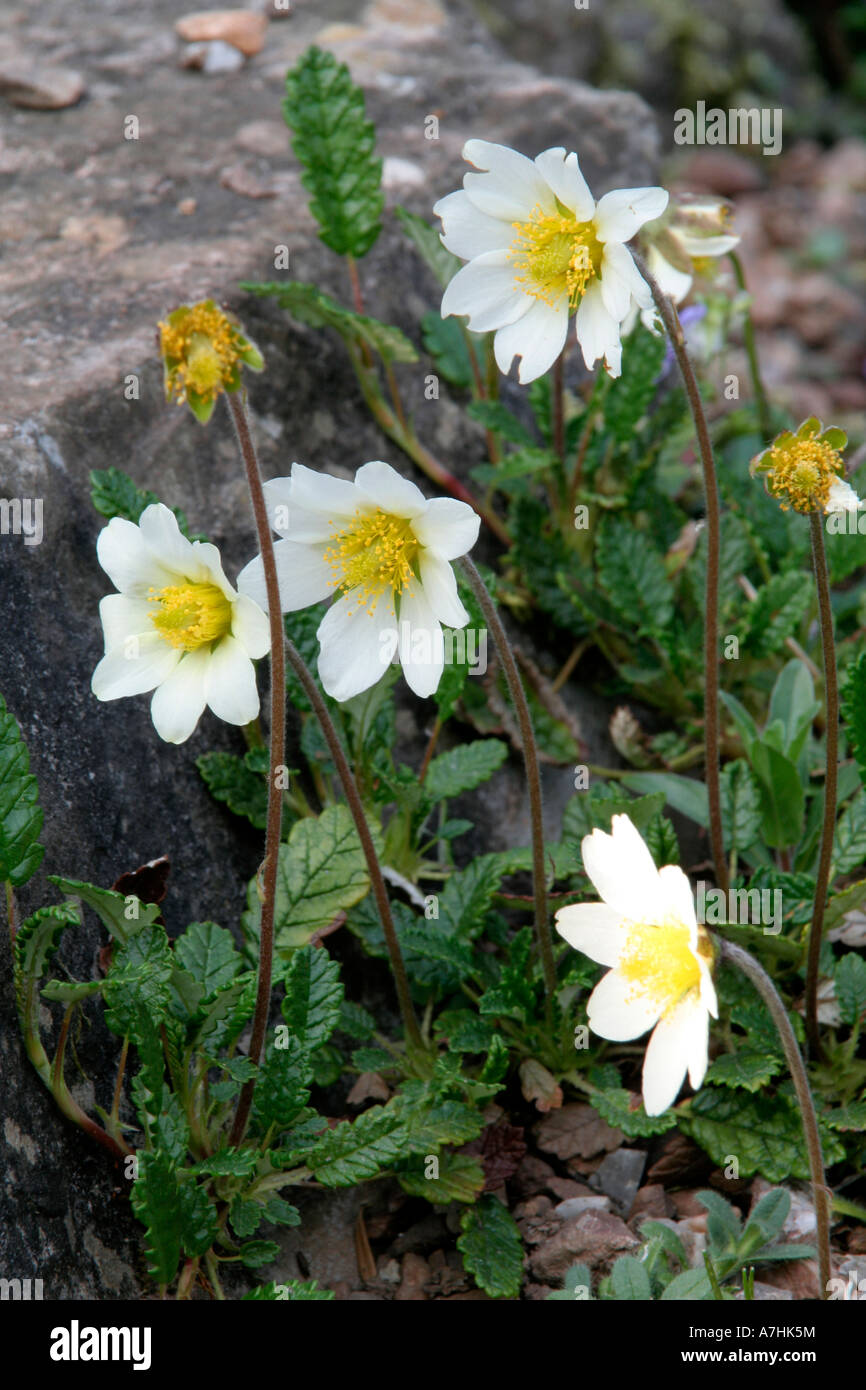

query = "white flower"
[
  {"left": 92, "top": 503, "right": 270, "bottom": 744},
  {"left": 639, "top": 195, "right": 740, "bottom": 327},
  {"left": 237, "top": 460, "right": 480, "bottom": 703},
  {"left": 433, "top": 139, "right": 668, "bottom": 382},
  {"left": 825, "top": 477, "right": 863, "bottom": 513},
  {"left": 555, "top": 814, "right": 718, "bottom": 1116}
]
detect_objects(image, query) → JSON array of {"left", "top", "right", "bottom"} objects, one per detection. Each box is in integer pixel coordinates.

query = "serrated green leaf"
[
  {"left": 825, "top": 1102, "right": 866, "bottom": 1131},
  {"left": 194, "top": 1148, "right": 259, "bottom": 1178},
  {"left": 833, "top": 791, "right": 866, "bottom": 879},
  {"left": 49, "top": 876, "right": 162, "bottom": 946},
  {"left": 424, "top": 738, "right": 508, "bottom": 803},
  {"left": 197, "top": 752, "right": 267, "bottom": 830},
  {"left": 465, "top": 399, "right": 534, "bottom": 447},
  {"left": 41, "top": 977, "right": 104, "bottom": 1004},
  {"left": 403, "top": 1099, "right": 483, "bottom": 1153},
  {"left": 244, "top": 806, "right": 370, "bottom": 955},
  {"left": 307, "top": 1101, "right": 406, "bottom": 1186},
  {"left": 835, "top": 952, "right": 866, "bottom": 1026},
  {"left": 0, "top": 693, "right": 43, "bottom": 887},
  {"left": 705, "top": 1050, "right": 782, "bottom": 1092},
  {"left": 103, "top": 923, "right": 173, "bottom": 1043},
  {"left": 281, "top": 945, "right": 344, "bottom": 1053},
  {"left": 660, "top": 1267, "right": 712, "bottom": 1301},
  {"left": 179, "top": 1180, "right": 219, "bottom": 1258},
  {"left": 458, "top": 1195, "right": 523, "bottom": 1299},
  {"left": 681, "top": 1086, "right": 845, "bottom": 1183},
  {"left": 263, "top": 1197, "right": 301, "bottom": 1228},
  {"left": 606, "top": 323, "right": 666, "bottom": 442},
  {"left": 720, "top": 759, "right": 762, "bottom": 855},
  {"left": 398, "top": 1151, "right": 485, "bottom": 1204},
  {"left": 420, "top": 311, "right": 477, "bottom": 389},
  {"left": 338, "top": 999, "right": 376, "bottom": 1041},
  {"left": 192, "top": 972, "right": 257, "bottom": 1051},
  {"left": 131, "top": 1151, "right": 181, "bottom": 1285},
  {"left": 253, "top": 1036, "right": 313, "bottom": 1132},
  {"left": 242, "top": 280, "right": 416, "bottom": 364},
  {"left": 589, "top": 1087, "right": 677, "bottom": 1138},
  {"left": 13, "top": 904, "right": 80, "bottom": 1003},
  {"left": 231, "top": 1197, "right": 263, "bottom": 1239},
  {"left": 609, "top": 1255, "right": 652, "bottom": 1300},
  {"left": 618, "top": 772, "right": 709, "bottom": 829},
  {"left": 282, "top": 45, "right": 382, "bottom": 257},
  {"left": 842, "top": 651, "right": 866, "bottom": 792},
  {"left": 596, "top": 517, "right": 673, "bottom": 635},
  {"left": 744, "top": 571, "right": 812, "bottom": 657},
  {"left": 239, "top": 1240, "right": 280, "bottom": 1269},
  {"left": 90, "top": 467, "right": 196, "bottom": 538},
  {"left": 174, "top": 920, "right": 243, "bottom": 1001}
]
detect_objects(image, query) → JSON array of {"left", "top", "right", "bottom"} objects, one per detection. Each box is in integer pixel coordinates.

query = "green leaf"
[
  {"left": 660, "top": 1267, "right": 712, "bottom": 1301},
  {"left": 197, "top": 752, "right": 267, "bottom": 830},
  {"left": 606, "top": 323, "right": 666, "bottom": 442},
  {"left": 833, "top": 791, "right": 866, "bottom": 878},
  {"left": 194, "top": 1148, "right": 259, "bottom": 1178},
  {"left": 282, "top": 45, "right": 382, "bottom": 257},
  {"left": 471, "top": 448, "right": 559, "bottom": 495},
  {"left": 179, "top": 1180, "right": 219, "bottom": 1258},
  {"left": 398, "top": 1152, "right": 485, "bottom": 1204},
  {"left": 438, "top": 854, "right": 502, "bottom": 938},
  {"left": 420, "top": 311, "right": 477, "bottom": 390},
  {"left": 244, "top": 806, "right": 370, "bottom": 955},
  {"left": 424, "top": 739, "right": 508, "bottom": 803},
  {"left": 242, "top": 280, "right": 416, "bottom": 364},
  {"left": 402, "top": 1098, "right": 484, "bottom": 1152},
  {"left": 131, "top": 1152, "right": 181, "bottom": 1285},
  {"left": 41, "top": 977, "right": 104, "bottom": 1004},
  {"left": 49, "top": 876, "right": 162, "bottom": 946},
  {"left": 744, "top": 571, "right": 812, "bottom": 657},
  {"left": 192, "top": 972, "right": 256, "bottom": 1051},
  {"left": 245, "top": 1279, "right": 334, "bottom": 1300},
  {"left": 282, "top": 945, "right": 344, "bottom": 1053},
  {"left": 174, "top": 920, "right": 244, "bottom": 1001},
  {"left": 768, "top": 660, "right": 819, "bottom": 759},
  {"left": 842, "top": 652, "right": 866, "bottom": 791},
  {"left": 338, "top": 1000, "right": 376, "bottom": 1041},
  {"left": 230, "top": 1197, "right": 263, "bottom": 1239},
  {"left": 618, "top": 772, "right": 709, "bottom": 829},
  {"left": 720, "top": 759, "right": 762, "bottom": 855},
  {"left": 825, "top": 1102, "right": 866, "bottom": 1131},
  {"left": 743, "top": 1188, "right": 789, "bottom": 1247},
  {"left": 596, "top": 517, "right": 673, "bottom": 635},
  {"left": 103, "top": 923, "right": 173, "bottom": 1043},
  {"left": 0, "top": 693, "right": 43, "bottom": 887},
  {"left": 705, "top": 1050, "right": 782, "bottom": 1092},
  {"left": 696, "top": 1189, "right": 742, "bottom": 1252},
  {"left": 253, "top": 1036, "right": 313, "bottom": 1131},
  {"left": 748, "top": 740, "right": 805, "bottom": 849},
  {"left": 263, "top": 1197, "right": 302, "bottom": 1229},
  {"left": 589, "top": 1087, "right": 677, "bottom": 1138},
  {"left": 307, "top": 1101, "right": 406, "bottom": 1186},
  {"left": 609, "top": 1255, "right": 652, "bottom": 1300},
  {"left": 465, "top": 399, "right": 534, "bottom": 447},
  {"left": 13, "top": 904, "right": 79, "bottom": 1004},
  {"left": 394, "top": 205, "right": 461, "bottom": 288},
  {"left": 835, "top": 952, "right": 866, "bottom": 1026},
  {"left": 457, "top": 1195, "right": 523, "bottom": 1299},
  {"left": 680, "top": 1086, "right": 845, "bottom": 1183},
  {"left": 239, "top": 1240, "right": 280, "bottom": 1269},
  {"left": 90, "top": 467, "right": 195, "bottom": 538}
]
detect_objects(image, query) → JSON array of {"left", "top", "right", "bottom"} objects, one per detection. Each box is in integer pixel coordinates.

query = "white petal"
[
  {"left": 316, "top": 589, "right": 398, "bottom": 703},
  {"left": 462, "top": 139, "right": 556, "bottom": 221},
  {"left": 91, "top": 632, "right": 180, "bottom": 700},
  {"left": 354, "top": 461, "right": 428, "bottom": 519},
  {"left": 97, "top": 593, "right": 153, "bottom": 651},
  {"left": 187, "top": 540, "right": 235, "bottom": 599},
  {"left": 398, "top": 583, "right": 444, "bottom": 698},
  {"left": 642, "top": 993, "right": 706, "bottom": 1115},
  {"left": 575, "top": 281, "right": 623, "bottom": 375},
  {"left": 594, "top": 186, "right": 670, "bottom": 244},
  {"left": 580, "top": 814, "right": 662, "bottom": 921},
  {"left": 657, "top": 864, "right": 698, "bottom": 936},
  {"left": 493, "top": 294, "right": 569, "bottom": 384},
  {"left": 205, "top": 635, "right": 260, "bottom": 726},
  {"left": 587, "top": 968, "right": 663, "bottom": 1041},
  {"left": 825, "top": 478, "right": 862, "bottom": 514},
  {"left": 699, "top": 961, "right": 719, "bottom": 1019},
  {"left": 554, "top": 902, "right": 630, "bottom": 967},
  {"left": 263, "top": 477, "right": 295, "bottom": 535},
  {"left": 288, "top": 462, "right": 359, "bottom": 521},
  {"left": 149, "top": 648, "right": 209, "bottom": 744},
  {"left": 433, "top": 189, "right": 515, "bottom": 260},
  {"left": 602, "top": 239, "right": 653, "bottom": 315},
  {"left": 236, "top": 539, "right": 332, "bottom": 614},
  {"left": 96, "top": 517, "right": 175, "bottom": 597},
  {"left": 677, "top": 232, "right": 740, "bottom": 258},
  {"left": 647, "top": 245, "right": 693, "bottom": 305},
  {"left": 441, "top": 250, "right": 533, "bottom": 333},
  {"left": 533, "top": 147, "right": 595, "bottom": 220},
  {"left": 418, "top": 550, "right": 469, "bottom": 628},
  {"left": 231, "top": 593, "right": 271, "bottom": 659},
  {"left": 411, "top": 497, "right": 480, "bottom": 561},
  {"left": 138, "top": 502, "right": 195, "bottom": 574}
]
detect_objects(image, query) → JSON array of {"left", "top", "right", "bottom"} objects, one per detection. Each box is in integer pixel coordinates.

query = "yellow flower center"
[
  {"left": 618, "top": 918, "right": 702, "bottom": 1012},
  {"left": 148, "top": 582, "right": 232, "bottom": 651},
  {"left": 160, "top": 304, "right": 240, "bottom": 404},
  {"left": 509, "top": 204, "right": 603, "bottom": 308},
  {"left": 323, "top": 508, "right": 419, "bottom": 616},
  {"left": 765, "top": 438, "right": 843, "bottom": 514}
]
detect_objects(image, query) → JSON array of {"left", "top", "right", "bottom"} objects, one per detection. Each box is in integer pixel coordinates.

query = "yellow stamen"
[
  {"left": 765, "top": 438, "right": 844, "bottom": 514},
  {"left": 149, "top": 582, "right": 232, "bottom": 650},
  {"left": 619, "top": 918, "right": 701, "bottom": 1012},
  {"left": 159, "top": 303, "right": 241, "bottom": 405},
  {"left": 509, "top": 204, "right": 603, "bottom": 308},
  {"left": 323, "top": 508, "right": 419, "bottom": 617}
]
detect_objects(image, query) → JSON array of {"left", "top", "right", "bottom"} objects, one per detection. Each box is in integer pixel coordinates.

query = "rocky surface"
[{"left": 0, "top": 0, "right": 658, "bottom": 1298}]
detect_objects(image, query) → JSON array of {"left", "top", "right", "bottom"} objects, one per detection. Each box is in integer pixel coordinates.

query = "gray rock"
[
  {"left": 592, "top": 1147, "right": 647, "bottom": 1213},
  {"left": 0, "top": 0, "right": 659, "bottom": 1297},
  {"left": 529, "top": 1209, "right": 639, "bottom": 1281}
]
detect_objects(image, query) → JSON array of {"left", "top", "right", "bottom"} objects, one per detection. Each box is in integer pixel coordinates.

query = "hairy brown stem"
[
  {"left": 459, "top": 557, "right": 556, "bottom": 1002},
  {"left": 227, "top": 391, "right": 287, "bottom": 1147},
  {"left": 633, "top": 250, "right": 728, "bottom": 897},
  {"left": 806, "top": 513, "right": 839, "bottom": 1059},
  {"left": 719, "top": 937, "right": 831, "bottom": 1297},
  {"left": 284, "top": 642, "right": 423, "bottom": 1052}
]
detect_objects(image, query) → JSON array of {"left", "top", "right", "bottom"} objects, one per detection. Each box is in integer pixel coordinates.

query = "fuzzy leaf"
[
  {"left": 424, "top": 739, "right": 508, "bottom": 803},
  {"left": 253, "top": 1036, "right": 313, "bottom": 1132},
  {"left": 398, "top": 1152, "right": 485, "bottom": 1204},
  {"left": 458, "top": 1195, "right": 523, "bottom": 1299},
  {"left": 705, "top": 1050, "right": 782, "bottom": 1092},
  {"left": 394, "top": 206, "right": 461, "bottom": 288},
  {"left": 835, "top": 952, "right": 866, "bottom": 1026},
  {"left": 842, "top": 652, "right": 866, "bottom": 792},
  {"left": 174, "top": 920, "right": 244, "bottom": 1001},
  {"left": 307, "top": 1101, "right": 406, "bottom": 1187},
  {"left": 197, "top": 752, "right": 267, "bottom": 830},
  {"left": 832, "top": 791, "right": 866, "bottom": 879},
  {"left": 596, "top": 517, "right": 673, "bottom": 635},
  {"left": 282, "top": 45, "right": 382, "bottom": 258},
  {"left": 50, "top": 876, "right": 162, "bottom": 946},
  {"left": 131, "top": 1152, "right": 181, "bottom": 1285},
  {"left": 609, "top": 1255, "right": 652, "bottom": 1301},
  {"left": 681, "top": 1086, "right": 845, "bottom": 1183},
  {"left": 589, "top": 1087, "right": 677, "bottom": 1138},
  {"left": 0, "top": 693, "right": 43, "bottom": 886},
  {"left": 90, "top": 467, "right": 195, "bottom": 538},
  {"left": 281, "top": 945, "right": 344, "bottom": 1053},
  {"left": 720, "top": 759, "right": 762, "bottom": 855}
]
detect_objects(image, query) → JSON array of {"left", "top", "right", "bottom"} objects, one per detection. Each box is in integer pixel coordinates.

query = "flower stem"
[
  {"left": 728, "top": 252, "right": 772, "bottom": 442},
  {"left": 806, "top": 512, "right": 839, "bottom": 1060},
  {"left": 459, "top": 556, "right": 556, "bottom": 1003},
  {"left": 226, "top": 391, "right": 287, "bottom": 1147},
  {"left": 283, "top": 641, "right": 423, "bottom": 1053},
  {"left": 633, "top": 251, "right": 728, "bottom": 898},
  {"left": 718, "top": 936, "right": 831, "bottom": 1298}
]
